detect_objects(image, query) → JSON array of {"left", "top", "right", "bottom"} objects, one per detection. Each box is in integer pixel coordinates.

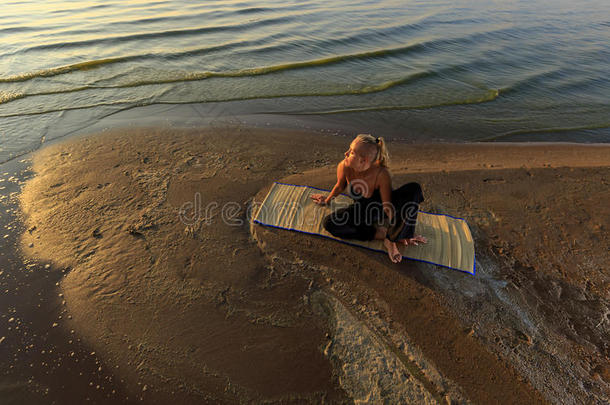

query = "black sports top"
[
  {"left": 347, "top": 167, "right": 383, "bottom": 205},
  {"left": 348, "top": 181, "right": 382, "bottom": 206}
]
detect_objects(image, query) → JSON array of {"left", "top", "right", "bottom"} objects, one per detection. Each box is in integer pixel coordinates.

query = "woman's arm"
[
  {"left": 325, "top": 161, "right": 348, "bottom": 204},
  {"left": 311, "top": 161, "right": 348, "bottom": 205},
  {"left": 377, "top": 168, "right": 394, "bottom": 221}
]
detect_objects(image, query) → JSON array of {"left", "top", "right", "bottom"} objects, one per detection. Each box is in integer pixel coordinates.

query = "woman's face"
[{"left": 344, "top": 140, "right": 370, "bottom": 172}]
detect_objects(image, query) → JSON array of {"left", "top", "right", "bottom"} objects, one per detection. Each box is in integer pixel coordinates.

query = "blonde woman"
[{"left": 311, "top": 134, "right": 427, "bottom": 263}]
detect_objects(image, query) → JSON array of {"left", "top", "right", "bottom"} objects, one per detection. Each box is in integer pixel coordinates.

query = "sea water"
[{"left": 1, "top": 0, "right": 609, "bottom": 163}]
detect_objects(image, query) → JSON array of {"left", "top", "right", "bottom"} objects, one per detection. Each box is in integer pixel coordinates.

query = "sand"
[{"left": 15, "top": 125, "right": 610, "bottom": 404}]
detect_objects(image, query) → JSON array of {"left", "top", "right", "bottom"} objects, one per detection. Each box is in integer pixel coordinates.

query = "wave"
[
  {"left": 0, "top": 69, "right": 433, "bottom": 108},
  {"left": 552, "top": 74, "right": 610, "bottom": 94},
  {"left": 182, "top": 72, "right": 437, "bottom": 102},
  {"left": 0, "top": 86, "right": 95, "bottom": 104},
  {"left": 5, "top": 15, "right": 295, "bottom": 56},
  {"left": 0, "top": 71, "right": 434, "bottom": 114},
  {"left": 0, "top": 58, "right": 125, "bottom": 83},
  {"left": 2, "top": 23, "right": 528, "bottom": 88},
  {"left": 137, "top": 83, "right": 499, "bottom": 112},
  {"left": 478, "top": 123, "right": 610, "bottom": 141},
  {"left": 499, "top": 69, "right": 569, "bottom": 97},
  {"left": 1, "top": 40, "right": 426, "bottom": 86},
  {"left": 31, "top": 8, "right": 276, "bottom": 42},
  {"left": 0, "top": 35, "right": 277, "bottom": 84},
  {"left": 111, "top": 45, "right": 429, "bottom": 88},
  {"left": 2, "top": 19, "right": 524, "bottom": 86},
  {"left": 0, "top": 101, "right": 136, "bottom": 118},
  {"left": 241, "top": 22, "right": 512, "bottom": 60},
  {"left": 0, "top": 50, "right": 504, "bottom": 109},
  {"left": 0, "top": 25, "right": 60, "bottom": 35},
  {"left": 0, "top": 59, "right": 488, "bottom": 108},
  {"left": 281, "top": 89, "right": 500, "bottom": 115},
  {"left": 0, "top": 91, "right": 26, "bottom": 103}
]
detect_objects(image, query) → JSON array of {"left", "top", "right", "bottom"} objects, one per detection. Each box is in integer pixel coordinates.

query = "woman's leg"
[
  {"left": 386, "top": 182, "right": 425, "bottom": 242},
  {"left": 322, "top": 204, "right": 377, "bottom": 241}
]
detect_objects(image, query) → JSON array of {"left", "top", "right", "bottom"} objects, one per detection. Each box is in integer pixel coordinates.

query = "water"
[{"left": 1, "top": 0, "right": 609, "bottom": 163}]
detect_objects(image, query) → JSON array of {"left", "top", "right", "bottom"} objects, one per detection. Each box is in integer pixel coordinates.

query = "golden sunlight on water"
[{"left": 0, "top": 0, "right": 608, "bottom": 163}]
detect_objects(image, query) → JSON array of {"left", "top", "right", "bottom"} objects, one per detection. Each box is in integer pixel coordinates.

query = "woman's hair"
[{"left": 355, "top": 134, "right": 390, "bottom": 168}]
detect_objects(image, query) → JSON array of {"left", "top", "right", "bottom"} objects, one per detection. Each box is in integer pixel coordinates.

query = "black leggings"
[{"left": 322, "top": 182, "right": 424, "bottom": 242}]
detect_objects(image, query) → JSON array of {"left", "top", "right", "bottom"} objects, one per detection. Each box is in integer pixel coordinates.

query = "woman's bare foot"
[
  {"left": 383, "top": 238, "right": 402, "bottom": 263},
  {"left": 397, "top": 234, "right": 428, "bottom": 246}
]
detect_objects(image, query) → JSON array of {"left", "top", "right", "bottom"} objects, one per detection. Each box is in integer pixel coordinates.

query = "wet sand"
[
  {"left": 10, "top": 126, "right": 610, "bottom": 403},
  {"left": 0, "top": 158, "right": 138, "bottom": 404}
]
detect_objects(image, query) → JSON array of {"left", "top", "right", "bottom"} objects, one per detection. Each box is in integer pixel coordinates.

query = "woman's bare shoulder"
[
  {"left": 377, "top": 165, "right": 391, "bottom": 178},
  {"left": 336, "top": 159, "right": 350, "bottom": 181},
  {"left": 338, "top": 159, "right": 352, "bottom": 174},
  {"left": 376, "top": 166, "right": 392, "bottom": 186}
]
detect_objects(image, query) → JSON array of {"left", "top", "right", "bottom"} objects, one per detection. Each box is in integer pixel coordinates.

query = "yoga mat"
[{"left": 252, "top": 182, "right": 475, "bottom": 275}]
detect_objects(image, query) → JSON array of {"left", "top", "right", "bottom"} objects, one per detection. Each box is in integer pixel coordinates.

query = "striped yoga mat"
[{"left": 252, "top": 182, "right": 475, "bottom": 274}]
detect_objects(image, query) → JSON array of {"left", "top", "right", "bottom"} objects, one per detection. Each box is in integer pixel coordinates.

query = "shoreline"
[
  {"left": 0, "top": 157, "right": 138, "bottom": 404},
  {"left": 2, "top": 99, "right": 610, "bottom": 166},
  {"left": 3, "top": 125, "right": 610, "bottom": 403}
]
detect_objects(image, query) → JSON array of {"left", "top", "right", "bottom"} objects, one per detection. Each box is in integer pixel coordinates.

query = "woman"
[{"left": 311, "top": 134, "right": 427, "bottom": 263}]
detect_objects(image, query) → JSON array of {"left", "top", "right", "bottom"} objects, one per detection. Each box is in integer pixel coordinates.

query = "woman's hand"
[{"left": 311, "top": 193, "right": 327, "bottom": 205}]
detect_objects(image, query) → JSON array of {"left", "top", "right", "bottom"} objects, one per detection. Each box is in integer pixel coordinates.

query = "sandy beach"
[{"left": 5, "top": 126, "right": 609, "bottom": 403}]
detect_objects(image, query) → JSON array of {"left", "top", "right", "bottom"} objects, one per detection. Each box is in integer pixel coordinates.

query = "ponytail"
[
  {"left": 376, "top": 137, "right": 390, "bottom": 168},
  {"left": 355, "top": 134, "right": 390, "bottom": 168}
]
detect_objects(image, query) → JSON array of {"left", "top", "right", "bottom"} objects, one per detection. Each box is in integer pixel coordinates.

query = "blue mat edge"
[{"left": 253, "top": 182, "right": 476, "bottom": 275}]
